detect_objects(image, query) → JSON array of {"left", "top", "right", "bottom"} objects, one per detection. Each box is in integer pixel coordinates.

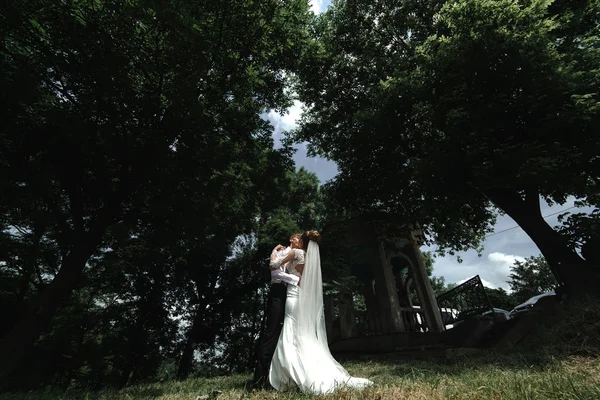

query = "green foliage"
[
  {"left": 430, "top": 276, "right": 454, "bottom": 298},
  {"left": 558, "top": 206, "right": 600, "bottom": 264},
  {"left": 484, "top": 287, "right": 519, "bottom": 311},
  {"left": 189, "top": 167, "right": 326, "bottom": 375},
  {"left": 257, "top": 167, "right": 325, "bottom": 247},
  {"left": 508, "top": 255, "right": 558, "bottom": 303},
  {"left": 291, "top": 0, "right": 600, "bottom": 291},
  {"left": 286, "top": 168, "right": 327, "bottom": 232},
  {"left": 422, "top": 251, "right": 435, "bottom": 277},
  {"left": 0, "top": 0, "right": 314, "bottom": 389}
]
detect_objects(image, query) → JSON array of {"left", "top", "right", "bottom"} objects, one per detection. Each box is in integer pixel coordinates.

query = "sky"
[
  {"left": 310, "top": 0, "right": 331, "bottom": 14},
  {"left": 262, "top": 0, "right": 594, "bottom": 293}
]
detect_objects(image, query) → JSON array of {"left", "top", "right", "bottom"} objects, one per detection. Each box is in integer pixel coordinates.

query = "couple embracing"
[{"left": 251, "top": 230, "right": 373, "bottom": 395}]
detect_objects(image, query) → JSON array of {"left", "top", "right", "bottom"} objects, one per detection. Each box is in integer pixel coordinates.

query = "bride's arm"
[
  {"left": 296, "top": 264, "right": 304, "bottom": 286},
  {"left": 269, "top": 249, "right": 296, "bottom": 270},
  {"left": 295, "top": 249, "right": 305, "bottom": 284}
]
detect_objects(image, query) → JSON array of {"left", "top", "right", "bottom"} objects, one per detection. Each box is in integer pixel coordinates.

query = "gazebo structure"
[{"left": 320, "top": 213, "right": 444, "bottom": 344}]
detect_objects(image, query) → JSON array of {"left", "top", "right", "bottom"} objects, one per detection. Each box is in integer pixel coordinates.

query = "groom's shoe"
[
  {"left": 245, "top": 379, "right": 266, "bottom": 393},
  {"left": 244, "top": 380, "right": 255, "bottom": 393},
  {"left": 263, "top": 384, "right": 276, "bottom": 391}
]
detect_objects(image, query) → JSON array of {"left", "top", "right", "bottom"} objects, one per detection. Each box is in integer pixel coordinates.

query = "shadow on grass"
[{"left": 350, "top": 348, "right": 564, "bottom": 379}]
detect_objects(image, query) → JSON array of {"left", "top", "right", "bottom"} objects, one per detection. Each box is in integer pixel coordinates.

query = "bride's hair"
[{"left": 301, "top": 230, "right": 321, "bottom": 250}]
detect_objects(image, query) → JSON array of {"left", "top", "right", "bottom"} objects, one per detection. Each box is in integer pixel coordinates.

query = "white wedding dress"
[{"left": 269, "top": 244, "right": 373, "bottom": 394}]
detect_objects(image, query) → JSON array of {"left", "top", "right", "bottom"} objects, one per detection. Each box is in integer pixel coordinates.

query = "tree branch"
[
  {"left": 66, "top": 179, "right": 85, "bottom": 234},
  {"left": 43, "top": 195, "right": 74, "bottom": 248}
]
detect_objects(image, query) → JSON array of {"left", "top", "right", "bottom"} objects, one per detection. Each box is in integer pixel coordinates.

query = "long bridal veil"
[{"left": 296, "top": 240, "right": 372, "bottom": 394}]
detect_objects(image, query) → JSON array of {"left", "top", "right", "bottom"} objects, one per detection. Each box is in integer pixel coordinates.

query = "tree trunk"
[
  {"left": 486, "top": 189, "right": 600, "bottom": 297},
  {"left": 119, "top": 329, "right": 142, "bottom": 388},
  {"left": 177, "top": 277, "right": 213, "bottom": 380},
  {"left": 176, "top": 310, "right": 220, "bottom": 379},
  {"left": 176, "top": 312, "right": 200, "bottom": 380},
  {"left": 248, "top": 291, "right": 261, "bottom": 367},
  {"left": 0, "top": 230, "right": 105, "bottom": 384},
  {"left": 16, "top": 227, "right": 45, "bottom": 304},
  {"left": 177, "top": 338, "right": 195, "bottom": 380}
]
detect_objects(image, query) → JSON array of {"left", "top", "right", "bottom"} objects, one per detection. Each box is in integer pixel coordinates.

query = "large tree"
[
  {"left": 0, "top": 0, "right": 311, "bottom": 382},
  {"left": 291, "top": 0, "right": 600, "bottom": 295},
  {"left": 0, "top": 165, "right": 325, "bottom": 386},
  {"left": 508, "top": 255, "right": 558, "bottom": 303}
]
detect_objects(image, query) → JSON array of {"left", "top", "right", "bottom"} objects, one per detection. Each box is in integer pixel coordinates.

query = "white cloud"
[
  {"left": 281, "top": 101, "right": 303, "bottom": 130},
  {"left": 456, "top": 276, "right": 499, "bottom": 290},
  {"left": 487, "top": 252, "right": 525, "bottom": 279},
  {"left": 481, "top": 278, "right": 498, "bottom": 289},
  {"left": 310, "top": 0, "right": 323, "bottom": 14},
  {"left": 283, "top": 101, "right": 304, "bottom": 131},
  {"left": 265, "top": 100, "right": 304, "bottom": 144},
  {"left": 429, "top": 250, "right": 526, "bottom": 292},
  {"left": 262, "top": 100, "right": 338, "bottom": 183}
]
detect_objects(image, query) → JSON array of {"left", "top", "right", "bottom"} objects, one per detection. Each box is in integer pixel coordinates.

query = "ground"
[{"left": 1, "top": 351, "right": 599, "bottom": 400}]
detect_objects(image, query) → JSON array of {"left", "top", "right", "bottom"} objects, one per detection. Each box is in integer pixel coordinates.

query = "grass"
[{"left": 1, "top": 352, "right": 599, "bottom": 400}]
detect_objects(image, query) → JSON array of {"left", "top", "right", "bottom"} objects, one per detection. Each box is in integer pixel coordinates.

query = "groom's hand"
[{"left": 274, "top": 244, "right": 284, "bottom": 251}]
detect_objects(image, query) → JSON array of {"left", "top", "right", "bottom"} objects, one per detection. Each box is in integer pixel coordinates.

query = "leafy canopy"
[{"left": 290, "top": 0, "right": 600, "bottom": 258}]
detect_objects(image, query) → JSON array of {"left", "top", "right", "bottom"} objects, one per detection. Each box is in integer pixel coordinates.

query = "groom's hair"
[{"left": 289, "top": 233, "right": 302, "bottom": 240}]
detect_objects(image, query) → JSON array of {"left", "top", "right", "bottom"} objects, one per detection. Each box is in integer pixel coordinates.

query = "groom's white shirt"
[{"left": 270, "top": 246, "right": 300, "bottom": 286}]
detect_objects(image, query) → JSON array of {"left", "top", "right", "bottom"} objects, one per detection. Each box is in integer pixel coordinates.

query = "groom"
[{"left": 250, "top": 233, "right": 302, "bottom": 391}]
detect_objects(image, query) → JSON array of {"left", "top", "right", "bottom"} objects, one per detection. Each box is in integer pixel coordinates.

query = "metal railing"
[{"left": 436, "top": 275, "right": 494, "bottom": 325}]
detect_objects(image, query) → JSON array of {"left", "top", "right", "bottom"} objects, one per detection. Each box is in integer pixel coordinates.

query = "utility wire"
[{"left": 485, "top": 206, "right": 578, "bottom": 238}]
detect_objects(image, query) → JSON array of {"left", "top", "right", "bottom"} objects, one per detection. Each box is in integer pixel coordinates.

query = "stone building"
[{"left": 320, "top": 213, "right": 444, "bottom": 343}]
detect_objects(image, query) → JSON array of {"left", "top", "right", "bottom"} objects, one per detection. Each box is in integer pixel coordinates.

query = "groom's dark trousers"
[{"left": 252, "top": 281, "right": 287, "bottom": 390}]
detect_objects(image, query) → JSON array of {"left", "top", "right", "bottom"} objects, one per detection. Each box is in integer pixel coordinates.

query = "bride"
[{"left": 267, "top": 230, "right": 373, "bottom": 394}]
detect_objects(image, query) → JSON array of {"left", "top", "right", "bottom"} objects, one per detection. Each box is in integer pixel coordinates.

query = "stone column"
[
  {"left": 408, "top": 236, "right": 444, "bottom": 333},
  {"left": 372, "top": 239, "right": 405, "bottom": 333},
  {"left": 363, "top": 280, "right": 381, "bottom": 334}
]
